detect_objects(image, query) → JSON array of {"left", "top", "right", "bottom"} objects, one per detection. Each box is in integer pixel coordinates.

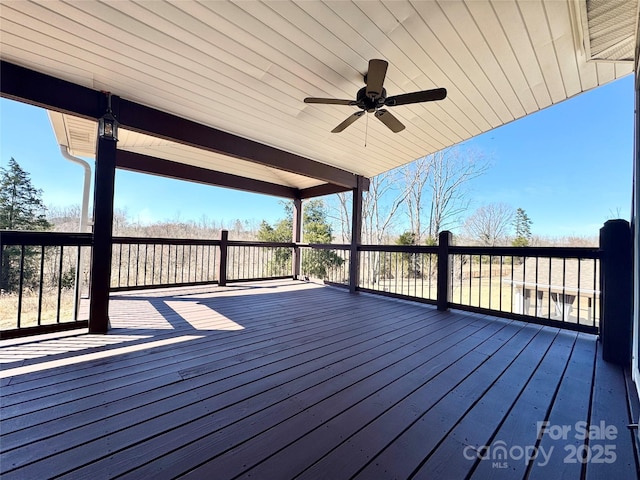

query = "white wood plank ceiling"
[{"left": 0, "top": 0, "right": 636, "bottom": 190}]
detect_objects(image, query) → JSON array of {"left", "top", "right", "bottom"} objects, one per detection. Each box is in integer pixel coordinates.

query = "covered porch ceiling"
[{"left": 0, "top": 0, "right": 637, "bottom": 197}]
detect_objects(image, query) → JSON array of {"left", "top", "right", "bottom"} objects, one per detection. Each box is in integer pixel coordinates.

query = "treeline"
[
  {"left": 46, "top": 202, "right": 600, "bottom": 250},
  {"left": 48, "top": 205, "right": 261, "bottom": 241}
]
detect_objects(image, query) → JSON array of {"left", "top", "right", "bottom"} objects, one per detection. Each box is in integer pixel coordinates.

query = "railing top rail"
[
  {"left": 448, "top": 245, "right": 600, "bottom": 259},
  {"left": 227, "top": 240, "right": 294, "bottom": 248},
  {"left": 112, "top": 236, "right": 221, "bottom": 246},
  {"left": 298, "top": 243, "right": 351, "bottom": 250},
  {"left": 0, "top": 230, "right": 93, "bottom": 246},
  {"left": 358, "top": 244, "right": 438, "bottom": 253}
]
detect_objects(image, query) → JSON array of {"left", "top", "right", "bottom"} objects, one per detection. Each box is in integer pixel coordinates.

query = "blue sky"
[{"left": 0, "top": 74, "right": 634, "bottom": 237}]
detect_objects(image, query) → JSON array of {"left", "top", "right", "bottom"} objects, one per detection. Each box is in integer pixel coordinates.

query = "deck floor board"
[{"left": 0, "top": 280, "right": 637, "bottom": 479}]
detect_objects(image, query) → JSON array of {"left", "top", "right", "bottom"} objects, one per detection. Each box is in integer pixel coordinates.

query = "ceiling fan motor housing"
[{"left": 356, "top": 87, "right": 386, "bottom": 112}]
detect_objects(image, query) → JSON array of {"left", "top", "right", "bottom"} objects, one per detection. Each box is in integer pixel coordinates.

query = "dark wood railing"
[
  {"left": 111, "top": 236, "right": 220, "bottom": 291},
  {"left": 3, "top": 221, "right": 632, "bottom": 348},
  {"left": 0, "top": 231, "right": 92, "bottom": 337},
  {"left": 446, "top": 245, "right": 600, "bottom": 333},
  {"left": 357, "top": 244, "right": 438, "bottom": 304},
  {"left": 298, "top": 244, "right": 350, "bottom": 287},
  {"left": 226, "top": 240, "right": 294, "bottom": 283},
  {"left": 354, "top": 242, "right": 601, "bottom": 334}
]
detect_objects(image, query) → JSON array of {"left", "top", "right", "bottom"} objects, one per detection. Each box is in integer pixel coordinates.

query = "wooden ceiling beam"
[
  {"left": 0, "top": 61, "right": 102, "bottom": 119},
  {"left": 117, "top": 99, "right": 361, "bottom": 189},
  {"left": 116, "top": 151, "right": 299, "bottom": 199}
]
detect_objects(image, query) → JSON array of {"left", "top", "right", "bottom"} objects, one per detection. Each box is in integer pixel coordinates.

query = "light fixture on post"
[{"left": 98, "top": 93, "right": 119, "bottom": 141}]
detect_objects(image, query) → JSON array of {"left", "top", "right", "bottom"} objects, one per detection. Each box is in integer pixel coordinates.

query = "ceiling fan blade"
[
  {"left": 331, "top": 111, "right": 365, "bottom": 133},
  {"left": 365, "top": 59, "right": 388, "bottom": 97},
  {"left": 385, "top": 87, "right": 447, "bottom": 107},
  {"left": 374, "top": 109, "right": 405, "bottom": 133},
  {"left": 304, "top": 97, "right": 356, "bottom": 105}
]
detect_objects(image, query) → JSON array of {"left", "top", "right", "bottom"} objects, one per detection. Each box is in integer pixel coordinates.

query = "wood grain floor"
[{"left": 0, "top": 280, "right": 637, "bottom": 479}]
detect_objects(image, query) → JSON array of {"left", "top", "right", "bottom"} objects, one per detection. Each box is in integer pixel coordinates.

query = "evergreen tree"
[
  {"left": 257, "top": 200, "right": 343, "bottom": 278},
  {"left": 0, "top": 158, "right": 51, "bottom": 230},
  {"left": 396, "top": 231, "right": 419, "bottom": 277},
  {"left": 512, "top": 208, "right": 532, "bottom": 247},
  {"left": 0, "top": 158, "right": 52, "bottom": 292}
]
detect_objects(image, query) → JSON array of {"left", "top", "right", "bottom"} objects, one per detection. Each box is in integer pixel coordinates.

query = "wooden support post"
[
  {"left": 292, "top": 198, "right": 302, "bottom": 279},
  {"left": 600, "top": 219, "right": 632, "bottom": 365},
  {"left": 88, "top": 95, "right": 119, "bottom": 333},
  {"left": 349, "top": 176, "right": 364, "bottom": 293},
  {"left": 219, "top": 229, "right": 228, "bottom": 287},
  {"left": 437, "top": 230, "right": 452, "bottom": 311}
]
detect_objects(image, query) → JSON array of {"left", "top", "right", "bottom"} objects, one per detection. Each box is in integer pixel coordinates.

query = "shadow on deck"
[{"left": 0, "top": 279, "right": 638, "bottom": 479}]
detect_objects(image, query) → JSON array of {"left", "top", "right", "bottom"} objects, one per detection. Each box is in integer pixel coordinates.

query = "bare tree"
[
  {"left": 331, "top": 192, "right": 352, "bottom": 243},
  {"left": 426, "top": 147, "right": 489, "bottom": 240},
  {"left": 331, "top": 170, "right": 412, "bottom": 245},
  {"left": 362, "top": 171, "right": 412, "bottom": 245},
  {"left": 330, "top": 171, "right": 412, "bottom": 286},
  {"left": 401, "top": 155, "right": 432, "bottom": 243},
  {"left": 463, "top": 203, "right": 515, "bottom": 246}
]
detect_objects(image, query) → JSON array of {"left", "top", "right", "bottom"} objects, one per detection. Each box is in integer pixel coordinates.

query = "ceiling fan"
[{"left": 304, "top": 59, "right": 447, "bottom": 133}]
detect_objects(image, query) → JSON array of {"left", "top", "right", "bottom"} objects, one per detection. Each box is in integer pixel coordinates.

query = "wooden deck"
[{"left": 0, "top": 279, "right": 638, "bottom": 479}]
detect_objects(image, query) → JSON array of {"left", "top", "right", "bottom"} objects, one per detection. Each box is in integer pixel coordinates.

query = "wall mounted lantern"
[{"left": 98, "top": 93, "right": 118, "bottom": 141}]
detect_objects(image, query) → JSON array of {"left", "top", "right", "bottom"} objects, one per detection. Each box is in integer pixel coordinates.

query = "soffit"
[
  {"left": 1, "top": 0, "right": 635, "bottom": 187},
  {"left": 47, "top": 112, "right": 323, "bottom": 189},
  {"left": 580, "top": 0, "right": 638, "bottom": 61}
]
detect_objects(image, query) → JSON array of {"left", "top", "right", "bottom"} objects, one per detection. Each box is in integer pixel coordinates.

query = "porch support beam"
[
  {"left": 299, "top": 177, "right": 370, "bottom": 199},
  {"left": 88, "top": 95, "right": 119, "bottom": 333},
  {"left": 349, "top": 176, "right": 365, "bottom": 293},
  {"left": 292, "top": 198, "right": 303, "bottom": 279},
  {"left": 437, "top": 230, "right": 453, "bottom": 311},
  {"left": 600, "top": 219, "right": 633, "bottom": 365}
]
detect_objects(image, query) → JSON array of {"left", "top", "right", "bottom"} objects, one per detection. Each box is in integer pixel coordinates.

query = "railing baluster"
[
  {"left": 592, "top": 258, "right": 597, "bottom": 327},
  {"left": 37, "top": 245, "right": 45, "bottom": 325},
  {"left": 457, "top": 255, "right": 464, "bottom": 304},
  {"left": 534, "top": 257, "right": 539, "bottom": 318},
  {"left": 150, "top": 244, "right": 155, "bottom": 285},
  {"left": 126, "top": 243, "right": 131, "bottom": 287},
  {"left": 134, "top": 244, "right": 139, "bottom": 287},
  {"left": 187, "top": 245, "right": 192, "bottom": 282},
  {"left": 499, "top": 255, "right": 503, "bottom": 312},
  {"left": 180, "top": 245, "right": 185, "bottom": 283},
  {"left": 488, "top": 255, "right": 492, "bottom": 310},
  {"left": 143, "top": 244, "right": 148, "bottom": 286},
  {"left": 74, "top": 245, "right": 82, "bottom": 321},
  {"left": 522, "top": 256, "right": 526, "bottom": 315},
  {"left": 158, "top": 245, "right": 162, "bottom": 284},
  {"left": 468, "top": 255, "right": 472, "bottom": 306},
  {"left": 577, "top": 258, "right": 581, "bottom": 324},
  {"left": 16, "top": 245, "right": 25, "bottom": 328},
  {"left": 57, "top": 245, "right": 64, "bottom": 324},
  {"left": 195, "top": 244, "right": 200, "bottom": 282},
  {"left": 562, "top": 258, "right": 567, "bottom": 323},
  {"left": 118, "top": 243, "right": 123, "bottom": 287},
  {"left": 510, "top": 256, "right": 514, "bottom": 314},
  {"left": 478, "top": 255, "right": 482, "bottom": 308},
  {"left": 548, "top": 256, "right": 552, "bottom": 320},
  {"left": 173, "top": 244, "right": 177, "bottom": 284},
  {"left": 428, "top": 252, "right": 432, "bottom": 299},
  {"left": 421, "top": 253, "right": 424, "bottom": 299},
  {"left": 206, "top": 244, "right": 211, "bottom": 281}
]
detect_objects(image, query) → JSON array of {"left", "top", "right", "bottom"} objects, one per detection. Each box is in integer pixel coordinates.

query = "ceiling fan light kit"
[{"left": 304, "top": 59, "right": 447, "bottom": 133}]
